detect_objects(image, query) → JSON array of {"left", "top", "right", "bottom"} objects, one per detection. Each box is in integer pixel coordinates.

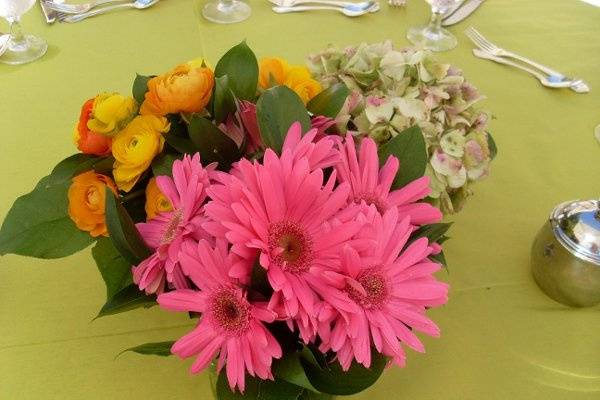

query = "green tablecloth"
[{"left": 1, "top": 0, "right": 599, "bottom": 398}]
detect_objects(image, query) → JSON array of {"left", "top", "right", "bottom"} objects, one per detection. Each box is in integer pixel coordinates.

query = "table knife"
[
  {"left": 39, "top": 0, "right": 60, "bottom": 24},
  {"left": 442, "top": 0, "right": 484, "bottom": 26}
]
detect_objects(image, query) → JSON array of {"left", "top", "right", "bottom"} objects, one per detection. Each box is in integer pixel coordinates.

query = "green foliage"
[
  {"left": 0, "top": 154, "right": 106, "bottom": 259},
  {"left": 215, "top": 371, "right": 304, "bottom": 400},
  {"left": 408, "top": 223, "right": 452, "bottom": 245},
  {"left": 104, "top": 188, "right": 151, "bottom": 266},
  {"left": 256, "top": 86, "right": 311, "bottom": 153},
  {"left": 212, "top": 75, "right": 237, "bottom": 124},
  {"left": 306, "top": 82, "right": 350, "bottom": 118},
  {"left": 378, "top": 125, "right": 428, "bottom": 189},
  {"left": 188, "top": 116, "right": 241, "bottom": 170},
  {"left": 119, "top": 341, "right": 175, "bottom": 357},
  {"left": 96, "top": 284, "right": 155, "bottom": 318},
  {"left": 215, "top": 41, "right": 259, "bottom": 101},
  {"left": 152, "top": 153, "right": 182, "bottom": 177},
  {"left": 132, "top": 74, "right": 154, "bottom": 105},
  {"left": 92, "top": 237, "right": 133, "bottom": 299},
  {"left": 300, "top": 348, "right": 387, "bottom": 395},
  {"left": 487, "top": 131, "right": 498, "bottom": 160}
]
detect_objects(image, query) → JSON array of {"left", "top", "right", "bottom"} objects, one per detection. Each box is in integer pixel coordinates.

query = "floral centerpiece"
[
  {"left": 308, "top": 40, "right": 497, "bottom": 214},
  {"left": 0, "top": 42, "right": 455, "bottom": 399}
]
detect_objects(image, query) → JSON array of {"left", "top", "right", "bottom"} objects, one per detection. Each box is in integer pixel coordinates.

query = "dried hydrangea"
[{"left": 307, "top": 40, "right": 495, "bottom": 214}]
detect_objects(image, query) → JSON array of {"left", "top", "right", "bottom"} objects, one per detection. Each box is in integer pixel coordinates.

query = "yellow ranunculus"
[
  {"left": 140, "top": 62, "right": 214, "bottom": 116},
  {"left": 112, "top": 115, "right": 170, "bottom": 192},
  {"left": 259, "top": 57, "right": 291, "bottom": 89},
  {"left": 284, "top": 66, "right": 323, "bottom": 104},
  {"left": 145, "top": 177, "right": 173, "bottom": 220},
  {"left": 87, "top": 93, "right": 137, "bottom": 136}
]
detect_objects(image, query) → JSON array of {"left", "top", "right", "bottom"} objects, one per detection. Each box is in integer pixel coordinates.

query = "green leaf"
[
  {"left": 152, "top": 153, "right": 182, "bottom": 177},
  {"left": 104, "top": 188, "right": 151, "bottom": 266},
  {"left": 430, "top": 250, "right": 448, "bottom": 267},
  {"left": 213, "top": 75, "right": 237, "bottom": 124},
  {"left": 378, "top": 125, "right": 428, "bottom": 189},
  {"left": 408, "top": 223, "right": 452, "bottom": 245},
  {"left": 216, "top": 371, "right": 303, "bottom": 400},
  {"left": 96, "top": 284, "right": 156, "bottom": 318},
  {"left": 92, "top": 237, "right": 133, "bottom": 299},
  {"left": 306, "top": 83, "right": 350, "bottom": 118},
  {"left": 301, "top": 349, "right": 387, "bottom": 396},
  {"left": 188, "top": 116, "right": 241, "bottom": 170},
  {"left": 486, "top": 131, "right": 497, "bottom": 160},
  {"left": 274, "top": 352, "right": 319, "bottom": 393},
  {"left": 132, "top": 74, "right": 154, "bottom": 105},
  {"left": 164, "top": 115, "right": 197, "bottom": 154},
  {"left": 256, "top": 86, "right": 311, "bottom": 153},
  {"left": 214, "top": 41, "right": 259, "bottom": 101},
  {"left": 119, "top": 341, "right": 175, "bottom": 357},
  {"left": 0, "top": 155, "right": 105, "bottom": 258}
]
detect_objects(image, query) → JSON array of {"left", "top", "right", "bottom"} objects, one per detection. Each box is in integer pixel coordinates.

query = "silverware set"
[
  {"left": 389, "top": 0, "right": 484, "bottom": 26},
  {"left": 269, "top": 0, "right": 379, "bottom": 16},
  {"left": 41, "top": 0, "right": 158, "bottom": 22},
  {"left": 466, "top": 27, "right": 590, "bottom": 93}
]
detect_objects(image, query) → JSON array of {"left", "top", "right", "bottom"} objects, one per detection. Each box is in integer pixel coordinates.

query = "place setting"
[{"left": 1, "top": 1, "right": 599, "bottom": 399}]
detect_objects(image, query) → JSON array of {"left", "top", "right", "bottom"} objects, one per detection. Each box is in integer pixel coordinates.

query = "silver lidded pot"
[{"left": 531, "top": 199, "right": 600, "bottom": 307}]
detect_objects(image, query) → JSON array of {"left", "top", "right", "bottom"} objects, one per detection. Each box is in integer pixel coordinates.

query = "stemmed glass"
[
  {"left": 0, "top": 0, "right": 47, "bottom": 65},
  {"left": 202, "top": 0, "right": 251, "bottom": 24},
  {"left": 407, "top": 0, "right": 460, "bottom": 52}
]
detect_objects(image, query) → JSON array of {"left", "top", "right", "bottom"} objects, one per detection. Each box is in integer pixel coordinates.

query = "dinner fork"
[
  {"left": 47, "top": 0, "right": 127, "bottom": 14},
  {"left": 465, "top": 27, "right": 587, "bottom": 86}
]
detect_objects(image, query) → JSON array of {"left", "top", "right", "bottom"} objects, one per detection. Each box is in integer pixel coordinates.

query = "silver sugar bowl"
[{"left": 531, "top": 199, "right": 600, "bottom": 307}]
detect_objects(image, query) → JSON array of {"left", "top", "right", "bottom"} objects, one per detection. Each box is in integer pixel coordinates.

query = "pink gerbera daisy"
[
  {"left": 319, "top": 207, "right": 449, "bottom": 370},
  {"left": 132, "top": 153, "right": 216, "bottom": 294},
  {"left": 337, "top": 134, "right": 442, "bottom": 226},
  {"left": 204, "top": 143, "right": 360, "bottom": 342},
  {"left": 158, "top": 240, "right": 281, "bottom": 392},
  {"left": 281, "top": 122, "right": 339, "bottom": 171}
]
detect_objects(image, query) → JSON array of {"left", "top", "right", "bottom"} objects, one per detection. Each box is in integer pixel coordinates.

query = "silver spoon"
[
  {"left": 59, "top": 0, "right": 159, "bottom": 23},
  {"left": 272, "top": 1, "right": 378, "bottom": 16}
]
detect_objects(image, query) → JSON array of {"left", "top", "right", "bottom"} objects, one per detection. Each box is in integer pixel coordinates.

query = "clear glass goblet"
[
  {"left": 202, "top": 0, "right": 251, "bottom": 24},
  {"left": 0, "top": 0, "right": 47, "bottom": 65},
  {"left": 407, "top": 0, "right": 460, "bottom": 52}
]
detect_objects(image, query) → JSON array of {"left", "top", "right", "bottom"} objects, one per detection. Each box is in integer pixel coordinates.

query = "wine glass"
[
  {"left": 407, "top": 0, "right": 460, "bottom": 52},
  {"left": 0, "top": 0, "right": 47, "bottom": 65},
  {"left": 202, "top": 0, "right": 251, "bottom": 24}
]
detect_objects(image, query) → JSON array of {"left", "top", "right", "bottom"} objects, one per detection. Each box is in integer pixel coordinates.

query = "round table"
[{"left": 1, "top": 0, "right": 599, "bottom": 398}]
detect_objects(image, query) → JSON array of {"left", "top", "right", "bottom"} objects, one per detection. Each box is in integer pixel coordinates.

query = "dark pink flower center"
[
  {"left": 160, "top": 208, "right": 183, "bottom": 245},
  {"left": 268, "top": 221, "right": 313, "bottom": 274},
  {"left": 346, "top": 269, "right": 388, "bottom": 309},
  {"left": 210, "top": 288, "right": 250, "bottom": 335},
  {"left": 354, "top": 192, "right": 387, "bottom": 214}
]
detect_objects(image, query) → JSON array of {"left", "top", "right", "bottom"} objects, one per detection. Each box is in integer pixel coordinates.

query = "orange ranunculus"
[
  {"left": 73, "top": 99, "right": 112, "bottom": 156},
  {"left": 68, "top": 171, "right": 118, "bottom": 237},
  {"left": 259, "top": 57, "right": 291, "bottom": 89},
  {"left": 145, "top": 177, "right": 173, "bottom": 220},
  {"left": 140, "top": 63, "right": 215, "bottom": 116},
  {"left": 284, "top": 66, "right": 323, "bottom": 104}
]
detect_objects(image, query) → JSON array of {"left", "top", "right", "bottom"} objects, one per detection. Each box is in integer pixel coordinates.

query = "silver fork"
[{"left": 47, "top": 0, "right": 127, "bottom": 14}]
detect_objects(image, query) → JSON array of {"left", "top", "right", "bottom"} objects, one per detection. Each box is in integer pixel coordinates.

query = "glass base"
[
  {"left": 0, "top": 34, "right": 48, "bottom": 65},
  {"left": 202, "top": 0, "right": 251, "bottom": 24},
  {"left": 407, "top": 24, "right": 457, "bottom": 52}
]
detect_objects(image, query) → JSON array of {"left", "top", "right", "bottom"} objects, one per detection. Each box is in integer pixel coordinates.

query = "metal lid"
[{"left": 551, "top": 200, "right": 600, "bottom": 265}]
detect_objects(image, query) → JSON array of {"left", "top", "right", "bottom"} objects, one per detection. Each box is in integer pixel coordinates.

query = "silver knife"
[
  {"left": 442, "top": 0, "right": 484, "bottom": 26},
  {"left": 39, "top": 0, "right": 62, "bottom": 24}
]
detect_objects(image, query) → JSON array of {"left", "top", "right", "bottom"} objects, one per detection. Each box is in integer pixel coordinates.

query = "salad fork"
[
  {"left": 472, "top": 49, "right": 589, "bottom": 93},
  {"left": 466, "top": 27, "right": 589, "bottom": 93}
]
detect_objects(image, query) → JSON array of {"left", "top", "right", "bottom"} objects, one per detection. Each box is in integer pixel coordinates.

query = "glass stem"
[
  {"left": 427, "top": 10, "right": 444, "bottom": 34},
  {"left": 218, "top": 0, "right": 234, "bottom": 9},
  {"left": 9, "top": 18, "right": 26, "bottom": 46}
]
